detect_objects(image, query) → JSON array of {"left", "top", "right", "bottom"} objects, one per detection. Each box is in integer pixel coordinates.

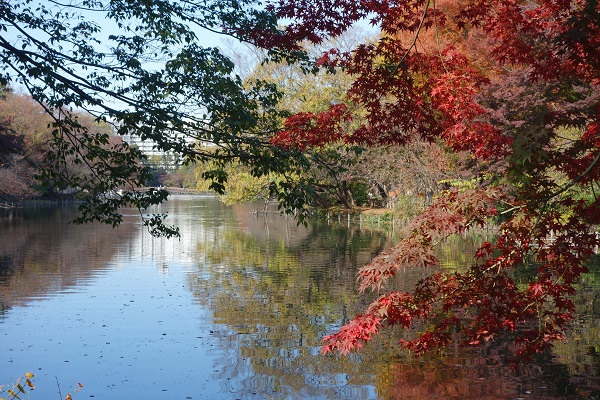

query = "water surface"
[{"left": 1, "top": 196, "right": 600, "bottom": 399}]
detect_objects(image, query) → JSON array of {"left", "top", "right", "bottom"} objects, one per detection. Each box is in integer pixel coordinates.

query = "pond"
[{"left": 1, "top": 195, "right": 600, "bottom": 399}]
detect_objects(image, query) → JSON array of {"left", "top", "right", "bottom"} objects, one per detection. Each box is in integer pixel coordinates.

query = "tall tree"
[
  {"left": 0, "top": 91, "right": 49, "bottom": 199},
  {"left": 0, "top": 0, "right": 309, "bottom": 235},
  {"left": 241, "top": 0, "right": 600, "bottom": 359}
]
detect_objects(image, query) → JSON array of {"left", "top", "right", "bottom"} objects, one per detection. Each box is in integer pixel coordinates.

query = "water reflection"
[
  {"left": 189, "top": 202, "right": 600, "bottom": 399},
  {"left": 0, "top": 205, "right": 137, "bottom": 311},
  {"left": 190, "top": 206, "right": 391, "bottom": 398},
  {"left": 1, "top": 196, "right": 600, "bottom": 399}
]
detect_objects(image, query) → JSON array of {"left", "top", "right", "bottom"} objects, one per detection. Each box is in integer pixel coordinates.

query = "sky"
[
  {"left": 1, "top": 0, "right": 379, "bottom": 114},
  {"left": 1, "top": 0, "right": 246, "bottom": 117}
]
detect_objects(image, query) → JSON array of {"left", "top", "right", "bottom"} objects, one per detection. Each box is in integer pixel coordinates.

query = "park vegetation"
[{"left": 1, "top": 0, "right": 599, "bottom": 361}]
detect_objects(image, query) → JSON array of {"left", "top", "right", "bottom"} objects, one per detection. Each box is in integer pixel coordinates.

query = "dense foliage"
[
  {"left": 2, "top": 0, "right": 600, "bottom": 360},
  {"left": 0, "top": 0, "right": 310, "bottom": 235},
  {"left": 240, "top": 0, "right": 600, "bottom": 359}
]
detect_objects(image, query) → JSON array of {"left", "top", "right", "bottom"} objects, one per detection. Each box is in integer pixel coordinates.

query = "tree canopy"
[
  {"left": 0, "top": 0, "right": 310, "bottom": 235},
  {"left": 2, "top": 0, "right": 600, "bottom": 360},
  {"left": 257, "top": 0, "right": 598, "bottom": 359}
]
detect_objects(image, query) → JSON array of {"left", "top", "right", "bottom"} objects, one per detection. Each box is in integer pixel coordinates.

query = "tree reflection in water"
[
  {"left": 189, "top": 202, "right": 600, "bottom": 399},
  {"left": 2, "top": 198, "right": 600, "bottom": 398},
  {"left": 0, "top": 204, "right": 136, "bottom": 310}
]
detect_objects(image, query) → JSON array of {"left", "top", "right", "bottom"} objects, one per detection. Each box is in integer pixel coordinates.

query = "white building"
[{"left": 117, "top": 133, "right": 197, "bottom": 171}]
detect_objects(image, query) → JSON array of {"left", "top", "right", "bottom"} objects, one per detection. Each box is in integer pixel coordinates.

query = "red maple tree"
[{"left": 245, "top": 0, "right": 600, "bottom": 359}]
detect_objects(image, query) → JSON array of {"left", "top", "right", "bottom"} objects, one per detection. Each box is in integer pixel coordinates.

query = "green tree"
[
  {"left": 231, "top": 28, "right": 378, "bottom": 209},
  {"left": 0, "top": 0, "right": 310, "bottom": 235},
  {"left": 194, "top": 157, "right": 280, "bottom": 204}
]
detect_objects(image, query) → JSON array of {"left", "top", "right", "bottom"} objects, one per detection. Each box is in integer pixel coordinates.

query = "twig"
[{"left": 55, "top": 376, "right": 63, "bottom": 400}]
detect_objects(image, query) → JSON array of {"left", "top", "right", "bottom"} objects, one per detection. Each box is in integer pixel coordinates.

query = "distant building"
[{"left": 117, "top": 132, "right": 197, "bottom": 171}]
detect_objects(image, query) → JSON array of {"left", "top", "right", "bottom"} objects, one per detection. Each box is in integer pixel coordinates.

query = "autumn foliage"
[
  {"left": 247, "top": 0, "right": 600, "bottom": 359},
  {"left": 2, "top": 0, "right": 599, "bottom": 361}
]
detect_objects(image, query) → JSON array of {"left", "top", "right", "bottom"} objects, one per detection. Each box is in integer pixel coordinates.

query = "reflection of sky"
[
  {"left": 2, "top": 257, "right": 228, "bottom": 399},
  {"left": 0, "top": 200, "right": 239, "bottom": 399},
  {"left": 0, "top": 197, "right": 233, "bottom": 398},
  {"left": 124, "top": 195, "right": 235, "bottom": 271},
  {"left": 4, "top": 197, "right": 599, "bottom": 399},
  {"left": 1, "top": 196, "right": 386, "bottom": 399}
]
